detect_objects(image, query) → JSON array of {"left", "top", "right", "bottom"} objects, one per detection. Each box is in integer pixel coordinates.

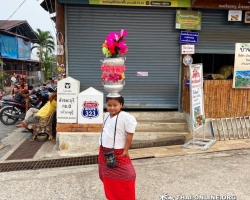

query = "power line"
[{"left": 0, "top": 0, "right": 27, "bottom": 28}]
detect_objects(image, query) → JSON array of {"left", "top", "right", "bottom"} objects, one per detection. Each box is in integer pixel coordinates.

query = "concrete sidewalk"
[
  {"left": 1, "top": 124, "right": 250, "bottom": 163},
  {"left": 0, "top": 149, "right": 249, "bottom": 200}
]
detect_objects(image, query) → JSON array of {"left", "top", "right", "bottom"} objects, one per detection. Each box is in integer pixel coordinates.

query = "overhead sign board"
[
  {"left": 59, "top": 0, "right": 191, "bottom": 7},
  {"left": 180, "top": 31, "right": 199, "bottom": 44},
  {"left": 192, "top": 0, "right": 250, "bottom": 10},
  {"left": 176, "top": 10, "right": 202, "bottom": 30}
]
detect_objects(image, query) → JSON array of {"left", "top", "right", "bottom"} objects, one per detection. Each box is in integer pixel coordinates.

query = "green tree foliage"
[
  {"left": 235, "top": 76, "right": 250, "bottom": 88},
  {"left": 31, "top": 28, "right": 55, "bottom": 80}
]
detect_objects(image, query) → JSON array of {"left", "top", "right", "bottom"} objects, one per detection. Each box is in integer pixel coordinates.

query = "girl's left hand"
[{"left": 121, "top": 150, "right": 129, "bottom": 157}]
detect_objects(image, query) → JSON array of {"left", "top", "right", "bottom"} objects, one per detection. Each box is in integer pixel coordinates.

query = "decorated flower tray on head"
[{"left": 101, "top": 29, "right": 128, "bottom": 83}]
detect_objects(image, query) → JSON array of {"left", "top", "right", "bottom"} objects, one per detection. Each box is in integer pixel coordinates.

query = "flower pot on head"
[
  {"left": 102, "top": 80, "right": 125, "bottom": 97},
  {"left": 101, "top": 57, "right": 126, "bottom": 97},
  {"left": 101, "top": 29, "right": 128, "bottom": 97},
  {"left": 102, "top": 57, "right": 126, "bottom": 66}
]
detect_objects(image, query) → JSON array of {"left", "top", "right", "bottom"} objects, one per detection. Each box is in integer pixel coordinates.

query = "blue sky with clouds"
[{"left": 0, "top": 0, "right": 56, "bottom": 59}]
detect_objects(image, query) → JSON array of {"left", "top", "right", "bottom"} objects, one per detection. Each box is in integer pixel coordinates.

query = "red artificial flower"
[{"left": 109, "top": 45, "right": 115, "bottom": 54}]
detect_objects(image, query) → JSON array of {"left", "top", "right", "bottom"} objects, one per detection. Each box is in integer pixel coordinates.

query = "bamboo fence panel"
[{"left": 182, "top": 80, "right": 250, "bottom": 118}]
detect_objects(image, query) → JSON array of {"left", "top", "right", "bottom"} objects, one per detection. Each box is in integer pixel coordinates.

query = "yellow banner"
[{"left": 97, "top": 0, "right": 189, "bottom": 7}]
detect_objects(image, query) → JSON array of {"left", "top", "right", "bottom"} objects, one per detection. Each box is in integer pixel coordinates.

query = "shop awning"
[
  {"left": 192, "top": 0, "right": 250, "bottom": 10},
  {"left": 0, "top": 57, "right": 40, "bottom": 63}
]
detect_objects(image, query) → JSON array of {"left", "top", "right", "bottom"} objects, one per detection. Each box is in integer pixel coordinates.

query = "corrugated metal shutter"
[
  {"left": 66, "top": 5, "right": 180, "bottom": 109},
  {"left": 195, "top": 9, "right": 250, "bottom": 54}
]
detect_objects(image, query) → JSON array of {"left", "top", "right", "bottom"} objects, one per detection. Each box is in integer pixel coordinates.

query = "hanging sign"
[
  {"left": 176, "top": 10, "right": 202, "bottom": 30},
  {"left": 190, "top": 63, "right": 204, "bottom": 131},
  {"left": 57, "top": 45, "right": 64, "bottom": 55},
  {"left": 181, "top": 44, "right": 195, "bottom": 54},
  {"left": 179, "top": 31, "right": 199, "bottom": 44},
  {"left": 233, "top": 43, "right": 250, "bottom": 88},
  {"left": 245, "top": 11, "right": 250, "bottom": 23},
  {"left": 183, "top": 55, "right": 193, "bottom": 66},
  {"left": 136, "top": 72, "right": 148, "bottom": 76},
  {"left": 228, "top": 10, "right": 242, "bottom": 21}
]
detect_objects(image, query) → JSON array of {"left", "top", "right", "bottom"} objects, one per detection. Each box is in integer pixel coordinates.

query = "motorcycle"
[{"left": 0, "top": 86, "right": 56, "bottom": 125}]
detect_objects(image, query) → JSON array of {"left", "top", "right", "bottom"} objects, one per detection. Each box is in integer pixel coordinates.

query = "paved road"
[
  {"left": 0, "top": 84, "right": 50, "bottom": 157},
  {"left": 0, "top": 102, "right": 20, "bottom": 158},
  {"left": 0, "top": 149, "right": 249, "bottom": 200}
]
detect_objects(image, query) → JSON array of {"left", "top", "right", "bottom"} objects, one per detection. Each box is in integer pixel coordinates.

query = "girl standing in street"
[{"left": 99, "top": 96, "right": 137, "bottom": 200}]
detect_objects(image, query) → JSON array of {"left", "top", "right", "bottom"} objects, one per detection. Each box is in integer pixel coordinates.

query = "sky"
[{"left": 0, "top": 0, "right": 56, "bottom": 60}]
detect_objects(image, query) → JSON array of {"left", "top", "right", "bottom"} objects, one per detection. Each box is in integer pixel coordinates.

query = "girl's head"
[{"left": 106, "top": 96, "right": 124, "bottom": 116}]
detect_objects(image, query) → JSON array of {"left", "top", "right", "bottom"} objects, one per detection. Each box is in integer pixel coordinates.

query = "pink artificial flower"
[
  {"left": 118, "top": 41, "right": 128, "bottom": 54},
  {"left": 107, "top": 73, "right": 121, "bottom": 82},
  {"left": 101, "top": 74, "right": 108, "bottom": 81},
  {"left": 106, "top": 32, "right": 120, "bottom": 42},
  {"left": 120, "top": 29, "right": 128, "bottom": 37},
  {"left": 101, "top": 65, "right": 126, "bottom": 73}
]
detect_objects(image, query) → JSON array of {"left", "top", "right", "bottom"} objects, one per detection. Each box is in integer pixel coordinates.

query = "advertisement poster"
[
  {"left": 176, "top": 10, "right": 202, "bottom": 30},
  {"left": 245, "top": 11, "right": 250, "bottom": 23},
  {"left": 228, "top": 10, "right": 242, "bottom": 21},
  {"left": 233, "top": 43, "right": 250, "bottom": 88},
  {"left": 190, "top": 63, "right": 204, "bottom": 131}
]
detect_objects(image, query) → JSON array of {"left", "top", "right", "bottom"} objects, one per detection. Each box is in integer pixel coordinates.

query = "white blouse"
[{"left": 99, "top": 111, "right": 137, "bottom": 149}]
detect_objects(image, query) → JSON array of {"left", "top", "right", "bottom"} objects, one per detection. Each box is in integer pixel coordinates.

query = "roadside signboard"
[
  {"left": 233, "top": 43, "right": 250, "bottom": 88},
  {"left": 190, "top": 63, "right": 204, "bottom": 131},
  {"left": 57, "top": 76, "right": 80, "bottom": 123},
  {"left": 180, "top": 31, "right": 199, "bottom": 44}
]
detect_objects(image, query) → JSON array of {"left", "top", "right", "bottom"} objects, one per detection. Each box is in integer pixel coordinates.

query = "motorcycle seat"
[{"left": 4, "top": 98, "right": 25, "bottom": 105}]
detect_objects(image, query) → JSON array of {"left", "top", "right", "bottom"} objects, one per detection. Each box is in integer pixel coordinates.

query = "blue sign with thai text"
[{"left": 180, "top": 31, "right": 199, "bottom": 44}]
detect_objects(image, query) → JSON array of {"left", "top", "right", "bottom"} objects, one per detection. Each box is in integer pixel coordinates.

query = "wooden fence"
[{"left": 182, "top": 80, "right": 250, "bottom": 118}]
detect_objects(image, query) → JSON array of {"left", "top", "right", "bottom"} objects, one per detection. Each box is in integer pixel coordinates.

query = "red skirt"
[{"left": 98, "top": 146, "right": 136, "bottom": 200}]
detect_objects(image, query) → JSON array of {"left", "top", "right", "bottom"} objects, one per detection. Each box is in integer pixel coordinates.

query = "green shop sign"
[
  {"left": 176, "top": 10, "right": 202, "bottom": 30},
  {"left": 59, "top": 0, "right": 191, "bottom": 7}
]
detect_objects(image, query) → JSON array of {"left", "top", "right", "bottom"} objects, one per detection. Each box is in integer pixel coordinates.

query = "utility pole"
[{"left": 56, "top": 0, "right": 66, "bottom": 80}]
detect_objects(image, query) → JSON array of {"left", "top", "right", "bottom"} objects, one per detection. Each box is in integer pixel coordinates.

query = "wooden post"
[{"left": 56, "top": 0, "right": 66, "bottom": 80}]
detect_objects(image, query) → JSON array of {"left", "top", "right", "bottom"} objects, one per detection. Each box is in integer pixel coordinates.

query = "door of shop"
[{"left": 66, "top": 5, "right": 181, "bottom": 109}]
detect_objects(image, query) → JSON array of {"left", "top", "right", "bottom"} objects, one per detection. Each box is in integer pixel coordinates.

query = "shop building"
[
  {"left": 54, "top": 0, "right": 193, "bottom": 109},
  {"left": 182, "top": 1, "right": 250, "bottom": 119},
  {"left": 54, "top": 0, "right": 250, "bottom": 116}
]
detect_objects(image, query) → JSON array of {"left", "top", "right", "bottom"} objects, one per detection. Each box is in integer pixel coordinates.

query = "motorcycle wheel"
[{"left": 0, "top": 106, "right": 22, "bottom": 125}]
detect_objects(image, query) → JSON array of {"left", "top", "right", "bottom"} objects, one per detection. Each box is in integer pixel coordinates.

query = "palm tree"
[{"left": 31, "top": 28, "right": 55, "bottom": 79}]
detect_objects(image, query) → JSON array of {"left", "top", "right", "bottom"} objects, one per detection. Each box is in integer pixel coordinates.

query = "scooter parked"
[{"left": 0, "top": 86, "right": 55, "bottom": 125}]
